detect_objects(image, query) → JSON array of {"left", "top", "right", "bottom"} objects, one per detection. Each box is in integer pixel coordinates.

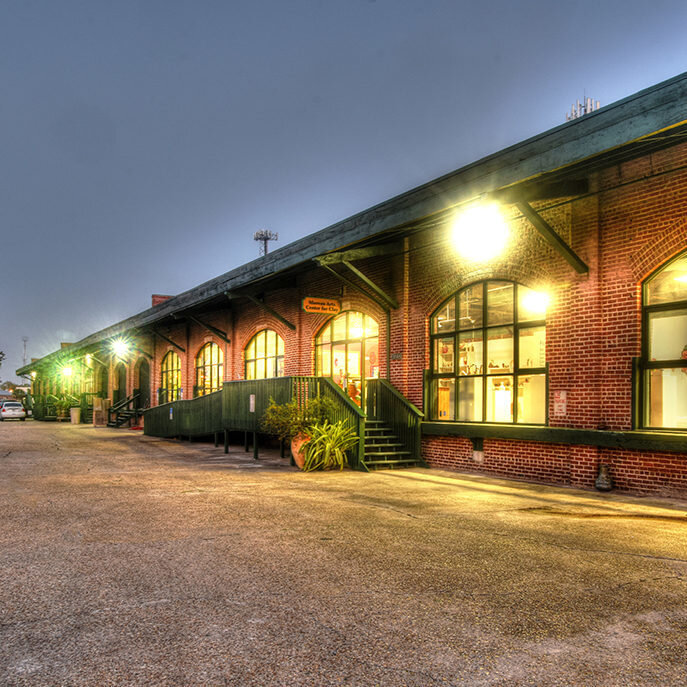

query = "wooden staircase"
[{"left": 363, "top": 419, "right": 423, "bottom": 470}]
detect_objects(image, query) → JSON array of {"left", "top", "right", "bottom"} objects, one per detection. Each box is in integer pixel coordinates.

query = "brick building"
[{"left": 19, "top": 73, "right": 687, "bottom": 497}]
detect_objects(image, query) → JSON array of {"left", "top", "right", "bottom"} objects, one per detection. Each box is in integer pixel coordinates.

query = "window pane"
[
  {"left": 319, "top": 324, "right": 331, "bottom": 344},
  {"left": 518, "top": 285, "right": 549, "bottom": 323},
  {"left": 645, "top": 368, "right": 687, "bottom": 428},
  {"left": 648, "top": 310, "right": 687, "bottom": 361},
  {"left": 434, "top": 337, "right": 455, "bottom": 373},
  {"left": 517, "top": 374, "right": 546, "bottom": 424},
  {"left": 277, "top": 336, "right": 285, "bottom": 355},
  {"left": 459, "top": 286, "right": 482, "bottom": 330},
  {"left": 458, "top": 331, "right": 483, "bottom": 375},
  {"left": 458, "top": 377, "right": 482, "bottom": 421},
  {"left": 487, "top": 282, "right": 513, "bottom": 326},
  {"left": 434, "top": 299, "right": 456, "bottom": 333},
  {"left": 645, "top": 254, "right": 687, "bottom": 305},
  {"left": 256, "top": 332, "right": 266, "bottom": 358},
  {"left": 246, "top": 339, "right": 255, "bottom": 359},
  {"left": 349, "top": 312, "right": 364, "bottom": 339},
  {"left": 277, "top": 356, "right": 284, "bottom": 377},
  {"left": 347, "top": 342, "right": 361, "bottom": 378},
  {"left": 317, "top": 344, "right": 331, "bottom": 376},
  {"left": 435, "top": 378, "right": 455, "bottom": 420},
  {"left": 364, "top": 315, "right": 379, "bottom": 338},
  {"left": 487, "top": 327, "right": 514, "bottom": 373},
  {"left": 519, "top": 326, "right": 546, "bottom": 368},
  {"left": 365, "top": 338, "right": 379, "bottom": 378},
  {"left": 332, "top": 344, "right": 346, "bottom": 388},
  {"left": 255, "top": 359, "right": 266, "bottom": 379},
  {"left": 266, "top": 331, "right": 276, "bottom": 357},
  {"left": 486, "top": 376, "right": 513, "bottom": 422},
  {"left": 332, "top": 314, "right": 347, "bottom": 341}
]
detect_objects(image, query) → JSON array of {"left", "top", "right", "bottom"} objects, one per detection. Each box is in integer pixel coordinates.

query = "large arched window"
[
  {"left": 315, "top": 311, "right": 379, "bottom": 406},
  {"left": 194, "top": 342, "right": 223, "bottom": 397},
  {"left": 244, "top": 330, "right": 284, "bottom": 380},
  {"left": 160, "top": 351, "right": 182, "bottom": 404},
  {"left": 429, "top": 281, "right": 547, "bottom": 424},
  {"left": 642, "top": 252, "right": 687, "bottom": 429}
]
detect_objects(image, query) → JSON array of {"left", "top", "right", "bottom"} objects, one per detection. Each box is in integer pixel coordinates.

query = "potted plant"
[
  {"left": 301, "top": 420, "right": 358, "bottom": 471},
  {"left": 261, "top": 396, "right": 336, "bottom": 468},
  {"left": 56, "top": 398, "right": 71, "bottom": 421}
]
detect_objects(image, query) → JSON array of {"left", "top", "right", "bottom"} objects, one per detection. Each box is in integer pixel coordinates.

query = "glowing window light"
[
  {"left": 675, "top": 274, "right": 687, "bottom": 283},
  {"left": 452, "top": 203, "right": 509, "bottom": 262}
]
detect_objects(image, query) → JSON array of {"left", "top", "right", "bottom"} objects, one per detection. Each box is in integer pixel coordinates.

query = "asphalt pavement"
[{"left": 1, "top": 421, "right": 686, "bottom": 686}]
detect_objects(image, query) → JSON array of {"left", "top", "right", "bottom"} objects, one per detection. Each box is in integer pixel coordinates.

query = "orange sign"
[{"left": 302, "top": 297, "right": 341, "bottom": 314}]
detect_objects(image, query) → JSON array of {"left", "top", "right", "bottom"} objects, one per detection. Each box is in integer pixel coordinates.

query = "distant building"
[{"left": 20, "top": 72, "right": 687, "bottom": 498}]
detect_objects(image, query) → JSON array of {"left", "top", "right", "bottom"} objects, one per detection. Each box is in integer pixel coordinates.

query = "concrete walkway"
[{"left": 1, "top": 422, "right": 686, "bottom": 686}]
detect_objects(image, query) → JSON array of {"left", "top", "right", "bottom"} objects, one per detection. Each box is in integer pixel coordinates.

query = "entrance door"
[
  {"left": 315, "top": 311, "right": 380, "bottom": 408},
  {"left": 115, "top": 363, "right": 127, "bottom": 404},
  {"left": 138, "top": 360, "right": 150, "bottom": 409}
]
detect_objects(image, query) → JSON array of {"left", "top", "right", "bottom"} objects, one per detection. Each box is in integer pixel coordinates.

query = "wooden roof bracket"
[
  {"left": 151, "top": 329, "right": 185, "bottom": 353},
  {"left": 226, "top": 291, "right": 296, "bottom": 331},
  {"left": 514, "top": 200, "right": 589, "bottom": 275},
  {"left": 340, "top": 260, "right": 399, "bottom": 309},
  {"left": 174, "top": 313, "right": 231, "bottom": 344},
  {"left": 313, "top": 259, "right": 393, "bottom": 312}
]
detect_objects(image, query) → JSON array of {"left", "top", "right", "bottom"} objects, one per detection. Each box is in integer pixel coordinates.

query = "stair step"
[
  {"left": 365, "top": 435, "right": 397, "bottom": 442},
  {"left": 365, "top": 443, "right": 405, "bottom": 450}
]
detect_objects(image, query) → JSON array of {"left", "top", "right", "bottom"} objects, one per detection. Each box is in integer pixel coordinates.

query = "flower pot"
[{"left": 290, "top": 433, "right": 309, "bottom": 469}]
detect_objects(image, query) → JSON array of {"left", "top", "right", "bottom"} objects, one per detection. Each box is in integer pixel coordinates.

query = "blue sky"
[{"left": 2, "top": 0, "right": 687, "bottom": 380}]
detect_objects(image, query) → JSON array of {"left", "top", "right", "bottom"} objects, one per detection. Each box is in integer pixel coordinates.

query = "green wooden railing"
[
  {"left": 142, "top": 376, "right": 368, "bottom": 469},
  {"left": 366, "top": 378, "right": 425, "bottom": 465}
]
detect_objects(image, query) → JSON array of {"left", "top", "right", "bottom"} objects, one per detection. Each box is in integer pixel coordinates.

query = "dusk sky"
[{"left": 2, "top": 0, "right": 687, "bottom": 382}]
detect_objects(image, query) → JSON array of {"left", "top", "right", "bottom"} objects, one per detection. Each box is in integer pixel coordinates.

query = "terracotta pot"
[{"left": 290, "top": 433, "right": 309, "bottom": 469}]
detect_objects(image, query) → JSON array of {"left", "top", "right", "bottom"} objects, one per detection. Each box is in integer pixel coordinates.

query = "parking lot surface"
[{"left": 1, "top": 422, "right": 686, "bottom": 686}]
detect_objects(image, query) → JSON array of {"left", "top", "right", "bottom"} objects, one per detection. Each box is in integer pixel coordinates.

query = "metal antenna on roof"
[
  {"left": 22, "top": 336, "right": 28, "bottom": 366},
  {"left": 565, "top": 93, "right": 601, "bottom": 121},
  {"left": 254, "top": 230, "right": 278, "bottom": 256}
]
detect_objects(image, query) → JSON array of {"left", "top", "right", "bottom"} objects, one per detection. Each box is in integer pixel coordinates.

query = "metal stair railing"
[
  {"left": 365, "top": 379, "right": 425, "bottom": 466},
  {"left": 108, "top": 393, "right": 140, "bottom": 427}
]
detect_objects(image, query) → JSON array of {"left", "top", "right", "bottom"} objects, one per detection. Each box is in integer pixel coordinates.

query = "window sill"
[{"left": 421, "top": 422, "right": 687, "bottom": 453}]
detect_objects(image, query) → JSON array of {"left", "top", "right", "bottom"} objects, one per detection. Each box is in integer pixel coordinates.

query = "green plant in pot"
[
  {"left": 301, "top": 420, "right": 358, "bottom": 471},
  {"left": 261, "top": 396, "right": 337, "bottom": 469},
  {"left": 56, "top": 398, "right": 71, "bottom": 419}
]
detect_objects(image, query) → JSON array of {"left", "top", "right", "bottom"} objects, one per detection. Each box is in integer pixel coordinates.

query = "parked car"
[{"left": 0, "top": 401, "right": 27, "bottom": 421}]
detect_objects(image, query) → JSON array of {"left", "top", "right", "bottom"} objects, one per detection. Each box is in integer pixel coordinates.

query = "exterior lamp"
[
  {"left": 452, "top": 202, "right": 509, "bottom": 262},
  {"left": 521, "top": 290, "right": 550, "bottom": 317},
  {"left": 85, "top": 354, "right": 92, "bottom": 366},
  {"left": 30, "top": 371, "right": 37, "bottom": 379},
  {"left": 111, "top": 338, "right": 130, "bottom": 358},
  {"left": 62, "top": 366, "right": 73, "bottom": 377}
]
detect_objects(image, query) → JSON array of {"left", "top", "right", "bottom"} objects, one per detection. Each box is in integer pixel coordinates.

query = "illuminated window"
[
  {"left": 315, "top": 311, "right": 379, "bottom": 406},
  {"left": 194, "top": 343, "right": 223, "bottom": 397},
  {"left": 244, "top": 330, "right": 284, "bottom": 380},
  {"left": 160, "top": 351, "right": 182, "bottom": 403},
  {"left": 429, "top": 281, "right": 547, "bottom": 424},
  {"left": 641, "top": 252, "right": 687, "bottom": 429}
]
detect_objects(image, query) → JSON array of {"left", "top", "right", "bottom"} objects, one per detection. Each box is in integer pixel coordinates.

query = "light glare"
[
  {"left": 62, "top": 366, "right": 73, "bottom": 377},
  {"left": 452, "top": 203, "right": 509, "bottom": 261},
  {"left": 521, "top": 291, "right": 550, "bottom": 316},
  {"left": 111, "top": 339, "right": 130, "bottom": 358}
]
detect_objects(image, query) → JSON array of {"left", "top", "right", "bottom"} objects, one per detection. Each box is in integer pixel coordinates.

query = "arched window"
[
  {"left": 315, "top": 311, "right": 379, "bottom": 406},
  {"left": 429, "top": 281, "right": 547, "bottom": 424},
  {"left": 160, "top": 351, "right": 181, "bottom": 404},
  {"left": 244, "top": 330, "right": 284, "bottom": 380},
  {"left": 194, "top": 342, "right": 223, "bottom": 397},
  {"left": 642, "top": 252, "right": 687, "bottom": 429}
]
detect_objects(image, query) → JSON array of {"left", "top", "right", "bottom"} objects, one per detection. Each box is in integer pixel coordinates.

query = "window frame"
[
  {"left": 194, "top": 342, "right": 223, "bottom": 397},
  {"left": 160, "top": 350, "right": 182, "bottom": 404},
  {"left": 429, "top": 280, "right": 548, "bottom": 425},
  {"left": 244, "top": 329, "right": 285, "bottom": 380},
  {"left": 640, "top": 252, "right": 687, "bottom": 430}
]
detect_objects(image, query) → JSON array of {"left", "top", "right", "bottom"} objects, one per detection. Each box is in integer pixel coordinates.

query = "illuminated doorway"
[{"left": 315, "top": 311, "right": 379, "bottom": 407}]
